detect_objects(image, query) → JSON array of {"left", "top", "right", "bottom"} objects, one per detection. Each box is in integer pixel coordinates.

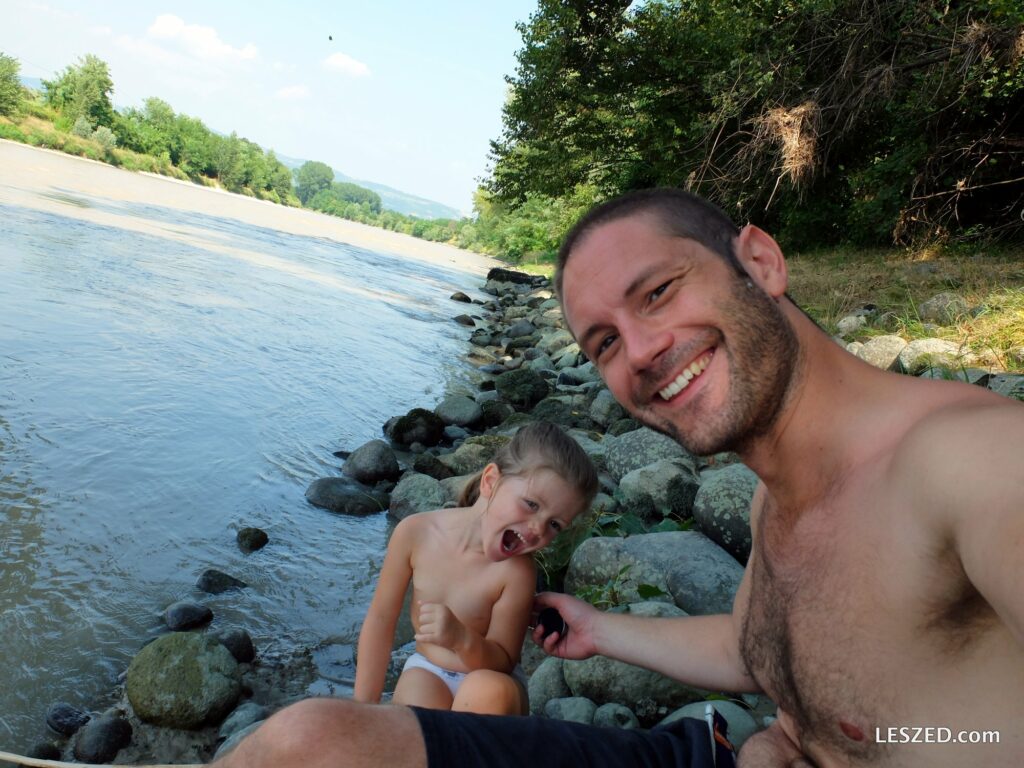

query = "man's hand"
[
  {"left": 414, "top": 602, "right": 466, "bottom": 650},
  {"left": 738, "top": 721, "right": 816, "bottom": 767},
  {"left": 531, "top": 592, "right": 600, "bottom": 659}
]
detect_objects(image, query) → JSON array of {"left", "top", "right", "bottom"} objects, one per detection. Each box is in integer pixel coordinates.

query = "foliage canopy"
[
  {"left": 487, "top": 0, "right": 1024, "bottom": 248},
  {"left": 0, "top": 52, "right": 22, "bottom": 117},
  {"left": 43, "top": 54, "right": 116, "bottom": 130}
]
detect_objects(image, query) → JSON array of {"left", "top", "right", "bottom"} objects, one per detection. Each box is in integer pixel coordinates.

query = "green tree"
[
  {"left": 332, "top": 181, "right": 382, "bottom": 213},
  {"left": 42, "top": 54, "right": 116, "bottom": 128},
  {"left": 266, "top": 151, "right": 295, "bottom": 202},
  {"left": 488, "top": 0, "right": 1024, "bottom": 247},
  {"left": 0, "top": 52, "right": 22, "bottom": 116},
  {"left": 294, "top": 161, "right": 335, "bottom": 205}
]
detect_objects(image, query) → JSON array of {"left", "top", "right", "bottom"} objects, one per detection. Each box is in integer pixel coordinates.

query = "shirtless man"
[{"left": 211, "top": 189, "right": 1022, "bottom": 768}]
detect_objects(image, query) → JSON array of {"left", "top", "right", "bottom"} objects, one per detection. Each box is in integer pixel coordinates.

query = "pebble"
[
  {"left": 237, "top": 527, "right": 269, "bottom": 553},
  {"left": 45, "top": 701, "right": 90, "bottom": 736},
  {"left": 218, "top": 628, "right": 256, "bottom": 664},
  {"left": 164, "top": 600, "right": 213, "bottom": 631},
  {"left": 196, "top": 569, "right": 248, "bottom": 594},
  {"left": 73, "top": 714, "right": 132, "bottom": 763}
]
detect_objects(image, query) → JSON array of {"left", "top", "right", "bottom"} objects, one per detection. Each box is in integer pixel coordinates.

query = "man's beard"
[{"left": 630, "top": 275, "right": 801, "bottom": 456}]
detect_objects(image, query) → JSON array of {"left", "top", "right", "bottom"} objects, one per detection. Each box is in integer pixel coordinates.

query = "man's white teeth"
[
  {"left": 504, "top": 530, "right": 526, "bottom": 552},
  {"left": 658, "top": 353, "right": 712, "bottom": 400}
]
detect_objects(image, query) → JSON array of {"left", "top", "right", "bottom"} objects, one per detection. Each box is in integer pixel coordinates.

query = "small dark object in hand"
[{"left": 538, "top": 607, "right": 566, "bottom": 639}]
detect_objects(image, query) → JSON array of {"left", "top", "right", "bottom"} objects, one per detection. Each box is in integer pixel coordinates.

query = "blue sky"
[{"left": 2, "top": 1, "right": 541, "bottom": 213}]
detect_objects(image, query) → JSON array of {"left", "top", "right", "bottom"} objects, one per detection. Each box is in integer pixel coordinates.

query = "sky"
[{"left": 1, "top": 0, "right": 541, "bottom": 214}]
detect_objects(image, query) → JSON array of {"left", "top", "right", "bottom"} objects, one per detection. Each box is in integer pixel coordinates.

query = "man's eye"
[
  {"left": 649, "top": 281, "right": 671, "bottom": 303},
  {"left": 549, "top": 520, "right": 563, "bottom": 532},
  {"left": 596, "top": 334, "right": 617, "bottom": 358},
  {"left": 525, "top": 499, "right": 539, "bottom": 511}
]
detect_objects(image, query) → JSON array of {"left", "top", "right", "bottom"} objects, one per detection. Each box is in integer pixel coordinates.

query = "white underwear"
[{"left": 402, "top": 652, "right": 467, "bottom": 697}]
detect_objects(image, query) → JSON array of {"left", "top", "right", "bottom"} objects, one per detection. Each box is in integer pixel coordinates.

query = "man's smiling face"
[{"left": 561, "top": 213, "right": 799, "bottom": 456}]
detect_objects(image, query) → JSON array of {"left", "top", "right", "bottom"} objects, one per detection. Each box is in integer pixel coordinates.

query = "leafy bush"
[
  {"left": 0, "top": 122, "right": 26, "bottom": 141},
  {"left": 0, "top": 52, "right": 22, "bottom": 116},
  {"left": 92, "top": 125, "right": 117, "bottom": 151},
  {"left": 71, "top": 115, "right": 93, "bottom": 138}
]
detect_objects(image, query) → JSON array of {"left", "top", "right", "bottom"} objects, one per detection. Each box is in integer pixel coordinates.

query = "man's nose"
[{"left": 623, "top": 321, "right": 672, "bottom": 374}]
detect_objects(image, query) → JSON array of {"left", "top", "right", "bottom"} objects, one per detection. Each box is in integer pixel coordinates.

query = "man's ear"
[
  {"left": 478, "top": 463, "right": 501, "bottom": 500},
  {"left": 735, "top": 224, "right": 788, "bottom": 299}
]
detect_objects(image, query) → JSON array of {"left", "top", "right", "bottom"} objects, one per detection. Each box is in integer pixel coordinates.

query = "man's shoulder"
[
  {"left": 890, "top": 388, "right": 1024, "bottom": 518},
  {"left": 898, "top": 386, "right": 1024, "bottom": 456}
]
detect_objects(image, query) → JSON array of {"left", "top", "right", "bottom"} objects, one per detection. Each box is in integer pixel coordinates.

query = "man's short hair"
[{"left": 555, "top": 187, "right": 745, "bottom": 298}]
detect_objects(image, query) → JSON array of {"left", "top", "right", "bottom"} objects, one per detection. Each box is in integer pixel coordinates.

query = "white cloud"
[
  {"left": 275, "top": 85, "right": 309, "bottom": 100},
  {"left": 147, "top": 14, "right": 258, "bottom": 62},
  {"left": 322, "top": 52, "right": 370, "bottom": 78},
  {"left": 89, "top": 25, "right": 112, "bottom": 36}
]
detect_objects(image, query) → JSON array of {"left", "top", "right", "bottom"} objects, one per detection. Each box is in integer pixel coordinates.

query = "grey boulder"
[
  {"left": 616, "top": 458, "right": 701, "bottom": 523},
  {"left": 388, "top": 473, "right": 447, "bottom": 521},
  {"left": 73, "top": 714, "right": 132, "bottom": 763},
  {"left": 305, "top": 476, "right": 388, "bottom": 516},
  {"left": 563, "top": 603, "right": 711, "bottom": 710},
  {"left": 544, "top": 697, "right": 597, "bottom": 724},
  {"left": 434, "top": 394, "right": 483, "bottom": 428},
  {"left": 692, "top": 463, "right": 758, "bottom": 563},
  {"left": 567, "top": 532, "right": 743, "bottom": 616},
  {"left": 342, "top": 440, "right": 401, "bottom": 484},
  {"left": 604, "top": 428, "right": 693, "bottom": 483},
  {"left": 126, "top": 632, "right": 241, "bottom": 729}
]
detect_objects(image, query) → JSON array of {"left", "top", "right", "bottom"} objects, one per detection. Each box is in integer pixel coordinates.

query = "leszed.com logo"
[{"left": 875, "top": 727, "right": 1000, "bottom": 745}]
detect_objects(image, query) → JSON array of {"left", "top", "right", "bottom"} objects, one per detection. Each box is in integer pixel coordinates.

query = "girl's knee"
[{"left": 453, "top": 670, "right": 527, "bottom": 715}]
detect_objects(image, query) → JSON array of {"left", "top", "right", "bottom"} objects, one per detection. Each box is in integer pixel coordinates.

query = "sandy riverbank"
[{"left": 0, "top": 140, "right": 500, "bottom": 277}]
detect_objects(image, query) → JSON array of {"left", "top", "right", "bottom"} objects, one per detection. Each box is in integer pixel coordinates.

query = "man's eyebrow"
[
  {"left": 623, "top": 263, "right": 665, "bottom": 299},
  {"left": 575, "top": 261, "right": 675, "bottom": 353}
]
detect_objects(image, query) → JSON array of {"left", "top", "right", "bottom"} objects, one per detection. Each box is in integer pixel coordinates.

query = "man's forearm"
[{"left": 593, "top": 612, "right": 760, "bottom": 693}]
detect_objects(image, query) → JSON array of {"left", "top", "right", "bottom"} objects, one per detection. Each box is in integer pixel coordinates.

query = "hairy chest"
[{"left": 737, "top": 499, "right": 997, "bottom": 762}]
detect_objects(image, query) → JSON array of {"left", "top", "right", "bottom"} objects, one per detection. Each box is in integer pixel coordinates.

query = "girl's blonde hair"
[{"left": 458, "top": 421, "right": 599, "bottom": 516}]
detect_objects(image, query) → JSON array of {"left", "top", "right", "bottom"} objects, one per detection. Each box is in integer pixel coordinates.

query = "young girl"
[{"left": 354, "top": 420, "right": 598, "bottom": 715}]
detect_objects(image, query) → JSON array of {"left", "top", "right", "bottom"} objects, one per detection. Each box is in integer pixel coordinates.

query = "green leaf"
[{"left": 637, "top": 583, "right": 668, "bottom": 599}]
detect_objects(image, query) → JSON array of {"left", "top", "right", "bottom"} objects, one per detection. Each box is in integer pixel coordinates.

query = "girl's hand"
[
  {"left": 414, "top": 602, "right": 466, "bottom": 650},
  {"left": 531, "top": 592, "right": 599, "bottom": 660}
]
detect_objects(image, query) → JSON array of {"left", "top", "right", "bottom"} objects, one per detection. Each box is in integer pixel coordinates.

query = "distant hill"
[
  {"left": 276, "top": 153, "right": 464, "bottom": 220},
  {"left": 14, "top": 75, "right": 461, "bottom": 220},
  {"left": 20, "top": 76, "right": 45, "bottom": 92}
]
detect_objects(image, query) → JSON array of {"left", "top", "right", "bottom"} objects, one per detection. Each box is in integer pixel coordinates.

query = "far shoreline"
[{"left": 0, "top": 139, "right": 501, "bottom": 278}]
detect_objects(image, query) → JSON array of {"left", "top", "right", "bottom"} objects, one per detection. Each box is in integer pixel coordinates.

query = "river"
[{"left": 0, "top": 141, "right": 497, "bottom": 749}]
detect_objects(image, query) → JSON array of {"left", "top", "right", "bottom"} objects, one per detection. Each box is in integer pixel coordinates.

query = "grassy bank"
[
  {"left": 0, "top": 100, "right": 192, "bottom": 181},
  {"left": 516, "top": 247, "right": 1024, "bottom": 372}
]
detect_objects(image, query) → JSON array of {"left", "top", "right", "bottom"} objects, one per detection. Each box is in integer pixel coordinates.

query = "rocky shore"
[{"left": 22, "top": 266, "right": 1023, "bottom": 764}]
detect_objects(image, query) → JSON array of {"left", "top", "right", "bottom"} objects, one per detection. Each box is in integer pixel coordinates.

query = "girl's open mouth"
[{"left": 502, "top": 529, "right": 525, "bottom": 553}]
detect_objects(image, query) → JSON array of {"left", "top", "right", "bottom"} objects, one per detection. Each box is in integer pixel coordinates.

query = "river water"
[{"left": 0, "top": 147, "right": 492, "bottom": 748}]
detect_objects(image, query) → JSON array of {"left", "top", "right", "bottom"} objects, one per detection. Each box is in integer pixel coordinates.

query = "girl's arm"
[
  {"left": 353, "top": 517, "right": 416, "bottom": 703},
  {"left": 416, "top": 558, "right": 536, "bottom": 673}
]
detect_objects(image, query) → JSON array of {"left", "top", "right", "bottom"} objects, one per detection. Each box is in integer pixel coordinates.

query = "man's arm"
[
  {"left": 940, "top": 403, "right": 1024, "bottom": 644},
  {"left": 535, "top": 485, "right": 766, "bottom": 694}
]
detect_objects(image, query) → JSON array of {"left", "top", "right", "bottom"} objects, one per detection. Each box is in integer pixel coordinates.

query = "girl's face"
[{"left": 478, "top": 464, "right": 583, "bottom": 562}]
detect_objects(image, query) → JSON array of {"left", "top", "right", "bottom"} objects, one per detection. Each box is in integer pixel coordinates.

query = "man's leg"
[{"left": 211, "top": 698, "right": 426, "bottom": 768}]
